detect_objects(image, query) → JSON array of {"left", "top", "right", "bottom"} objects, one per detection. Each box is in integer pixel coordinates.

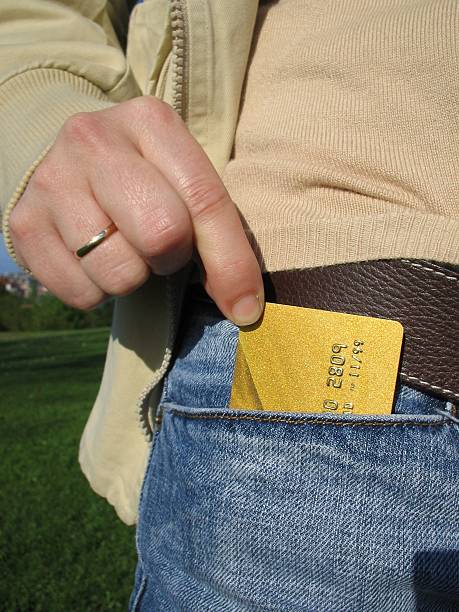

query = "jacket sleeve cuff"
[{"left": 0, "top": 67, "right": 119, "bottom": 267}]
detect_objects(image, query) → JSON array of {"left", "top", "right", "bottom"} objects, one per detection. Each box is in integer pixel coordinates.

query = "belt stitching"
[
  {"left": 399, "top": 373, "right": 459, "bottom": 401},
  {"left": 400, "top": 259, "right": 458, "bottom": 282},
  {"left": 400, "top": 259, "right": 458, "bottom": 400}
]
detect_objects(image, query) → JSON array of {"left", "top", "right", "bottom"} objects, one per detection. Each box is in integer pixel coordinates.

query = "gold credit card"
[{"left": 229, "top": 303, "right": 404, "bottom": 415}]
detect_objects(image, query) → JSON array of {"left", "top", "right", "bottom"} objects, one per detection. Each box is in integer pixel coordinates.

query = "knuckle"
[
  {"left": 29, "top": 157, "right": 57, "bottom": 193},
  {"left": 67, "top": 287, "right": 104, "bottom": 311},
  {"left": 8, "top": 205, "right": 33, "bottom": 241},
  {"left": 134, "top": 95, "right": 178, "bottom": 126},
  {"left": 62, "top": 112, "right": 108, "bottom": 150},
  {"left": 138, "top": 210, "right": 189, "bottom": 257},
  {"left": 105, "top": 260, "right": 150, "bottom": 296},
  {"left": 181, "top": 178, "right": 228, "bottom": 221},
  {"left": 218, "top": 257, "right": 251, "bottom": 282}
]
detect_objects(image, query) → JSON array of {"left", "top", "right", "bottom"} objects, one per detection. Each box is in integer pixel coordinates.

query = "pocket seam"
[{"left": 170, "top": 408, "right": 451, "bottom": 428}]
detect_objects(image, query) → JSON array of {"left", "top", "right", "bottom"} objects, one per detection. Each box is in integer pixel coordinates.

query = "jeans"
[{"left": 130, "top": 296, "right": 459, "bottom": 611}]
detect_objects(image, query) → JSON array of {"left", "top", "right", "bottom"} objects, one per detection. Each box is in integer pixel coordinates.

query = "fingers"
[
  {"left": 9, "top": 160, "right": 151, "bottom": 307},
  {"left": 9, "top": 98, "right": 265, "bottom": 326},
  {"left": 82, "top": 149, "right": 194, "bottom": 277},
  {"left": 8, "top": 204, "right": 106, "bottom": 310},
  {"left": 110, "top": 98, "right": 265, "bottom": 325},
  {"left": 183, "top": 183, "right": 265, "bottom": 326},
  {"left": 54, "top": 190, "right": 151, "bottom": 297}
]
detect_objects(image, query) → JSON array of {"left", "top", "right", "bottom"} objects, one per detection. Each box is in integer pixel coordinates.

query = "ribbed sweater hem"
[
  {"left": 0, "top": 68, "right": 116, "bottom": 266},
  {"left": 247, "top": 213, "right": 459, "bottom": 272}
]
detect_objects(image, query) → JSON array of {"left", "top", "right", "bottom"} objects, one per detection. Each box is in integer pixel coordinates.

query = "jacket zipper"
[
  {"left": 135, "top": 278, "right": 176, "bottom": 439},
  {"left": 170, "top": 0, "right": 188, "bottom": 120},
  {"left": 136, "top": 0, "right": 189, "bottom": 438}
]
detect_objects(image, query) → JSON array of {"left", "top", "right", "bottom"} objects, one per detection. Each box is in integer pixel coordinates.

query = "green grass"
[{"left": 0, "top": 328, "right": 138, "bottom": 611}]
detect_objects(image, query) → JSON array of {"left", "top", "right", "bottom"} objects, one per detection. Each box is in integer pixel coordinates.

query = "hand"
[{"left": 8, "top": 96, "right": 264, "bottom": 326}]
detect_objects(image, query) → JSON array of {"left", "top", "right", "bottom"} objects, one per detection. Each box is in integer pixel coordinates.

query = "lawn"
[{"left": 0, "top": 328, "right": 138, "bottom": 611}]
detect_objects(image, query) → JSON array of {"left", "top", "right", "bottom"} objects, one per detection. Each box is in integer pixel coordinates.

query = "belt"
[{"left": 187, "top": 259, "right": 459, "bottom": 404}]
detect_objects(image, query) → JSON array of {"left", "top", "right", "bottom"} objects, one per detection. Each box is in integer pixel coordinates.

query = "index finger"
[{"left": 112, "top": 98, "right": 265, "bottom": 326}]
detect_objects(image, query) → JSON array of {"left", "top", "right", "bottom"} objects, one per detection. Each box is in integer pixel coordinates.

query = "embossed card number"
[
  {"left": 230, "top": 303, "right": 404, "bottom": 415},
  {"left": 323, "top": 340, "right": 365, "bottom": 415}
]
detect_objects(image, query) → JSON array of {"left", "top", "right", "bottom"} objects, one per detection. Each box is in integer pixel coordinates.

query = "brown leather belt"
[{"left": 188, "top": 259, "right": 459, "bottom": 404}]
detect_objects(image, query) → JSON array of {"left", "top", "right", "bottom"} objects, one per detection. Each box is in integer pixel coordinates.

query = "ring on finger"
[{"left": 75, "top": 221, "right": 118, "bottom": 258}]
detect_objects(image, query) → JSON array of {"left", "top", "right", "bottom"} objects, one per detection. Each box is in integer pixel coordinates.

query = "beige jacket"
[{"left": 0, "top": 0, "right": 259, "bottom": 524}]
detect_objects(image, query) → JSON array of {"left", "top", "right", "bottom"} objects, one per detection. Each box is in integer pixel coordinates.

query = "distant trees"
[{"left": 0, "top": 287, "right": 113, "bottom": 331}]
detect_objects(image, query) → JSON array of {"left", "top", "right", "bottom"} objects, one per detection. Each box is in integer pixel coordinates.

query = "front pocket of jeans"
[{"left": 135, "top": 402, "right": 459, "bottom": 610}]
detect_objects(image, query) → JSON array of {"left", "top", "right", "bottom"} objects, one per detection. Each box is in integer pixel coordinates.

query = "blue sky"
[{"left": 0, "top": 239, "right": 20, "bottom": 273}]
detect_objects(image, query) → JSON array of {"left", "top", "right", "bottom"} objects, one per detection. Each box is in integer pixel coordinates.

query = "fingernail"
[{"left": 232, "top": 294, "right": 263, "bottom": 326}]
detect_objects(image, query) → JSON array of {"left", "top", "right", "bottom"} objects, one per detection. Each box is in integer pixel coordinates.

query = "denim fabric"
[{"left": 130, "top": 298, "right": 459, "bottom": 611}]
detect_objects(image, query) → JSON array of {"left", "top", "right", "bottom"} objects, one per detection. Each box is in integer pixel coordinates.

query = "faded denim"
[{"left": 130, "top": 298, "right": 459, "bottom": 611}]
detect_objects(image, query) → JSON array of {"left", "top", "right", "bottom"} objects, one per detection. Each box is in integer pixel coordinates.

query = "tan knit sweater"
[{"left": 222, "top": 0, "right": 459, "bottom": 272}]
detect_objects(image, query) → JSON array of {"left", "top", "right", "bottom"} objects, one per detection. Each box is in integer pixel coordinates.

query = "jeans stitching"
[
  {"left": 162, "top": 369, "right": 171, "bottom": 406},
  {"left": 130, "top": 571, "right": 147, "bottom": 612},
  {"left": 170, "top": 409, "right": 451, "bottom": 428},
  {"left": 131, "top": 433, "right": 159, "bottom": 609}
]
